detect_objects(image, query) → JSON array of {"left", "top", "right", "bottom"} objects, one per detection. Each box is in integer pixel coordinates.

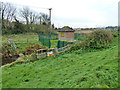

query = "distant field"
[
  {"left": 75, "top": 30, "right": 93, "bottom": 34},
  {"left": 2, "top": 33, "right": 39, "bottom": 43}
]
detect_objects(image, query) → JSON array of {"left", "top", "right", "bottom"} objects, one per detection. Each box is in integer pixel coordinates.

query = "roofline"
[
  {"left": 58, "top": 29, "right": 75, "bottom": 32},
  {"left": 58, "top": 31, "right": 75, "bottom": 32}
]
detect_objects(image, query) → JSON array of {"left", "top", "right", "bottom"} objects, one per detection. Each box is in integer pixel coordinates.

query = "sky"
[{"left": 1, "top": 0, "right": 119, "bottom": 28}]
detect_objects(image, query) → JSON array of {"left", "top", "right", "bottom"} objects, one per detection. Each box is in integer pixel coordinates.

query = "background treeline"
[{"left": 0, "top": 2, "right": 57, "bottom": 34}]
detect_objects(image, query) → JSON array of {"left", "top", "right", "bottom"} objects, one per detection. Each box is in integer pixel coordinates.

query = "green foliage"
[
  {"left": 111, "top": 30, "right": 118, "bottom": 37},
  {"left": 2, "top": 43, "right": 19, "bottom": 65},
  {"left": 2, "top": 23, "right": 57, "bottom": 35},
  {"left": 85, "top": 30, "right": 114, "bottom": 49},
  {"left": 2, "top": 29, "right": 12, "bottom": 35},
  {"left": 62, "top": 26, "right": 73, "bottom": 30},
  {"left": 22, "top": 43, "right": 47, "bottom": 55},
  {"left": 69, "top": 30, "right": 114, "bottom": 52},
  {"left": 2, "top": 43, "right": 16, "bottom": 58},
  {"left": 2, "top": 33, "right": 42, "bottom": 53},
  {"left": 68, "top": 41, "right": 86, "bottom": 52},
  {"left": 2, "top": 41, "right": 118, "bottom": 88},
  {"left": 74, "top": 33, "right": 86, "bottom": 40},
  {"left": 12, "top": 22, "right": 25, "bottom": 34}
]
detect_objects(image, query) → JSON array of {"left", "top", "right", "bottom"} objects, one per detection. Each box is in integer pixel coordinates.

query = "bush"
[
  {"left": 68, "top": 30, "right": 114, "bottom": 52},
  {"left": 22, "top": 43, "right": 47, "bottom": 55},
  {"left": 2, "top": 43, "right": 19, "bottom": 65},
  {"left": 111, "top": 30, "right": 118, "bottom": 37},
  {"left": 68, "top": 41, "right": 86, "bottom": 51},
  {"left": 12, "top": 21, "right": 25, "bottom": 34},
  {"left": 84, "top": 30, "right": 114, "bottom": 49},
  {"left": 2, "top": 29, "right": 12, "bottom": 35}
]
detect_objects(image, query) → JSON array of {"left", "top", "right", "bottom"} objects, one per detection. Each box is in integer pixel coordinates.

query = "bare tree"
[
  {"left": 0, "top": 2, "right": 16, "bottom": 29},
  {"left": 40, "top": 13, "right": 49, "bottom": 25},
  {"left": 1, "top": 2, "right": 7, "bottom": 28},
  {"left": 20, "top": 7, "right": 30, "bottom": 29},
  {"left": 30, "top": 11, "right": 39, "bottom": 24},
  {"left": 6, "top": 3, "right": 16, "bottom": 23}
]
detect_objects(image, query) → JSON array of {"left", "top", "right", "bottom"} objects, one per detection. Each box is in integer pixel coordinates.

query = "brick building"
[{"left": 58, "top": 29, "right": 75, "bottom": 41}]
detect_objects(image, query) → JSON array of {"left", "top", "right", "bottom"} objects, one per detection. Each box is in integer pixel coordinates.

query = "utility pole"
[
  {"left": 40, "top": 16, "right": 41, "bottom": 24},
  {"left": 49, "top": 8, "right": 52, "bottom": 38}
]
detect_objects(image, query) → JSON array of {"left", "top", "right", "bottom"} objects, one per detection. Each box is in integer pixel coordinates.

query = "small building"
[{"left": 58, "top": 29, "right": 75, "bottom": 41}]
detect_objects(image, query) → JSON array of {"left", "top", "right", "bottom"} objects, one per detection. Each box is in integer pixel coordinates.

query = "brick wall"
[{"left": 59, "top": 32, "right": 74, "bottom": 41}]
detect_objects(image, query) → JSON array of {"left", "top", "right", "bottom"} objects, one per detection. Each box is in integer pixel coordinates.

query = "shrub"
[
  {"left": 68, "top": 30, "right": 114, "bottom": 52},
  {"left": 111, "top": 30, "right": 118, "bottom": 37},
  {"left": 67, "top": 41, "right": 87, "bottom": 52},
  {"left": 2, "top": 43, "right": 16, "bottom": 58},
  {"left": 12, "top": 21, "right": 25, "bottom": 34},
  {"left": 2, "top": 29, "right": 12, "bottom": 35},
  {"left": 22, "top": 43, "right": 47, "bottom": 55},
  {"left": 84, "top": 30, "right": 114, "bottom": 49},
  {"left": 2, "top": 43, "right": 19, "bottom": 65}
]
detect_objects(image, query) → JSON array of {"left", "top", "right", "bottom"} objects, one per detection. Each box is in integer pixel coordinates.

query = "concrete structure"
[{"left": 58, "top": 29, "right": 75, "bottom": 41}]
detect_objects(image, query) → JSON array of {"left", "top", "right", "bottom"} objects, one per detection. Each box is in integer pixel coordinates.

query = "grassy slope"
[{"left": 2, "top": 38, "right": 118, "bottom": 88}]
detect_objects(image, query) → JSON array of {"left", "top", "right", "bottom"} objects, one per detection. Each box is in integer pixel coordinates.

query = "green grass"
[
  {"left": 2, "top": 37, "right": 118, "bottom": 88},
  {"left": 51, "top": 40, "right": 58, "bottom": 48},
  {"left": 2, "top": 33, "right": 42, "bottom": 53}
]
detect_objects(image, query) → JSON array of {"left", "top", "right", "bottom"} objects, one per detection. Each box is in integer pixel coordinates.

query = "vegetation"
[
  {"left": 1, "top": 1, "right": 118, "bottom": 88},
  {"left": 2, "top": 37, "right": 118, "bottom": 88},
  {"left": 85, "top": 30, "right": 113, "bottom": 49},
  {"left": 2, "top": 33, "right": 40, "bottom": 52},
  {"left": 2, "top": 43, "right": 19, "bottom": 65},
  {"left": 1, "top": 2, "right": 57, "bottom": 35},
  {"left": 61, "top": 26, "right": 73, "bottom": 30},
  {"left": 22, "top": 43, "right": 47, "bottom": 55},
  {"left": 69, "top": 30, "right": 114, "bottom": 52}
]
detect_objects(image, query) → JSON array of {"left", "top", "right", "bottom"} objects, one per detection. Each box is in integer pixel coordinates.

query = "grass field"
[
  {"left": 2, "top": 37, "right": 118, "bottom": 88},
  {"left": 2, "top": 33, "right": 42, "bottom": 52}
]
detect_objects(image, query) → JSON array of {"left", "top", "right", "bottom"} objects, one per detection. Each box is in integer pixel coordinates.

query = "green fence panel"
[
  {"left": 39, "top": 34, "right": 51, "bottom": 48},
  {"left": 57, "top": 40, "right": 74, "bottom": 49},
  {"left": 39, "top": 33, "right": 74, "bottom": 49}
]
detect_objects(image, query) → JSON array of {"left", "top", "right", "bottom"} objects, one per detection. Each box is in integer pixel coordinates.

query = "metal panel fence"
[
  {"left": 38, "top": 34, "right": 51, "bottom": 48},
  {"left": 57, "top": 40, "right": 74, "bottom": 48},
  {"left": 38, "top": 33, "right": 86, "bottom": 49},
  {"left": 38, "top": 33, "right": 74, "bottom": 49}
]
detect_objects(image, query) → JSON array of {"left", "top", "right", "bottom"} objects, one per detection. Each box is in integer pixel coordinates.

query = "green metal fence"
[
  {"left": 39, "top": 33, "right": 86, "bottom": 49},
  {"left": 38, "top": 33, "right": 74, "bottom": 49},
  {"left": 57, "top": 40, "right": 74, "bottom": 48},
  {"left": 38, "top": 34, "right": 51, "bottom": 48}
]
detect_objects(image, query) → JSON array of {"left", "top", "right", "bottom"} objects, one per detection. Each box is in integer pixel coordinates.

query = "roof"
[{"left": 58, "top": 29, "right": 75, "bottom": 32}]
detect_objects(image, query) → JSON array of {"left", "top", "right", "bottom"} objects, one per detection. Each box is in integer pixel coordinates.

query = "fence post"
[
  {"left": 49, "top": 39, "right": 51, "bottom": 48},
  {"left": 38, "top": 34, "right": 40, "bottom": 41},
  {"left": 62, "top": 41, "right": 64, "bottom": 47},
  {"left": 57, "top": 40, "right": 60, "bottom": 48},
  {"left": 42, "top": 38, "right": 44, "bottom": 45}
]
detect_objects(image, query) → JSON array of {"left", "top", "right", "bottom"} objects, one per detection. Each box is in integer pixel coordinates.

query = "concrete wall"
[{"left": 58, "top": 32, "right": 74, "bottom": 41}]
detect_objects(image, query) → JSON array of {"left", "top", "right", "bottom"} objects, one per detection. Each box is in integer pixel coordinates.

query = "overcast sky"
[{"left": 1, "top": 0, "right": 119, "bottom": 28}]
